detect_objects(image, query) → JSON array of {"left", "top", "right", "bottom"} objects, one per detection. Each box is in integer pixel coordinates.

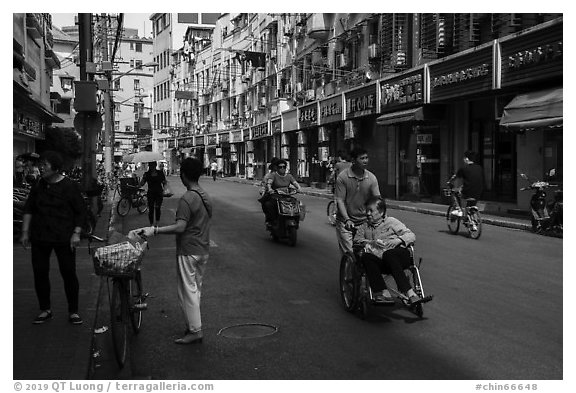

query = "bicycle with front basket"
[
  {"left": 444, "top": 177, "right": 483, "bottom": 239},
  {"left": 116, "top": 182, "right": 148, "bottom": 217},
  {"left": 92, "top": 233, "right": 149, "bottom": 368}
]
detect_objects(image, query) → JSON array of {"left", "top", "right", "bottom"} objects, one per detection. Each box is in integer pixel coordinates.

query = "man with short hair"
[
  {"left": 451, "top": 150, "right": 484, "bottom": 217},
  {"left": 334, "top": 147, "right": 381, "bottom": 255}
]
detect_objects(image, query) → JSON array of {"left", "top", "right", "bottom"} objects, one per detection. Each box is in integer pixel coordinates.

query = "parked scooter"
[
  {"left": 266, "top": 188, "right": 305, "bottom": 246},
  {"left": 519, "top": 169, "right": 562, "bottom": 236}
]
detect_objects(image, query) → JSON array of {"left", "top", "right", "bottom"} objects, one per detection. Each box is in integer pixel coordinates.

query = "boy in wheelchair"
[{"left": 352, "top": 196, "right": 425, "bottom": 305}]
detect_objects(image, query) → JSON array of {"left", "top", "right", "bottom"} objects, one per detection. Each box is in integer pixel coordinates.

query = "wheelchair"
[{"left": 339, "top": 243, "right": 433, "bottom": 319}]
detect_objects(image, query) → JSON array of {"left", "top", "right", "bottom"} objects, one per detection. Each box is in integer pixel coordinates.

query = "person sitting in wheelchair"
[{"left": 353, "top": 196, "right": 424, "bottom": 305}]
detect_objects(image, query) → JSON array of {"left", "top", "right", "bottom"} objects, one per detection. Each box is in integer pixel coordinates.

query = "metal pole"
[
  {"left": 102, "top": 15, "right": 113, "bottom": 175},
  {"left": 78, "top": 13, "right": 95, "bottom": 192}
]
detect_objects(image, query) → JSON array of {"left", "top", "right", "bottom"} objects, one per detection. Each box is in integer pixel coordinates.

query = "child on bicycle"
[{"left": 353, "top": 196, "right": 424, "bottom": 305}]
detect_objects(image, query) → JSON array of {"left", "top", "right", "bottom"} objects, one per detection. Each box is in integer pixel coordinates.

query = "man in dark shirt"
[{"left": 451, "top": 151, "right": 484, "bottom": 216}]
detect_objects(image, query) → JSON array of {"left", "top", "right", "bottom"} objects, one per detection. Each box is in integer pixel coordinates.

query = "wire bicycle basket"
[{"left": 93, "top": 240, "right": 147, "bottom": 278}]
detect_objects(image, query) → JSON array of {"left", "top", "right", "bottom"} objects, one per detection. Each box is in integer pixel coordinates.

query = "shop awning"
[
  {"left": 376, "top": 107, "right": 425, "bottom": 125},
  {"left": 499, "top": 87, "right": 563, "bottom": 131}
]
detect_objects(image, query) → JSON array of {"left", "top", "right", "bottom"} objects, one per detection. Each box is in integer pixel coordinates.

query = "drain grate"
[{"left": 217, "top": 323, "right": 278, "bottom": 339}]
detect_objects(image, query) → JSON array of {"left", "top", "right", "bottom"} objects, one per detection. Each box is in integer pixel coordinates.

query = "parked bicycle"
[
  {"left": 92, "top": 233, "right": 148, "bottom": 368},
  {"left": 444, "top": 177, "right": 483, "bottom": 239},
  {"left": 116, "top": 183, "right": 148, "bottom": 217}
]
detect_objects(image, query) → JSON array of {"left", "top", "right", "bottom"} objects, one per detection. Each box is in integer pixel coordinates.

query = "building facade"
[
  {"left": 13, "top": 13, "right": 63, "bottom": 160},
  {"left": 152, "top": 13, "right": 563, "bottom": 213}
]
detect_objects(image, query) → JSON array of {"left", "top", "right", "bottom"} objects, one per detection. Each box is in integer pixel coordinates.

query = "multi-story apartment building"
[
  {"left": 13, "top": 13, "right": 63, "bottom": 159},
  {"left": 156, "top": 13, "right": 563, "bottom": 213},
  {"left": 149, "top": 13, "right": 218, "bottom": 173}
]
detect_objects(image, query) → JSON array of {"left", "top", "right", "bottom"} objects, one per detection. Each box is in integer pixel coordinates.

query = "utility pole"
[
  {"left": 77, "top": 13, "right": 96, "bottom": 192},
  {"left": 101, "top": 14, "right": 114, "bottom": 174}
]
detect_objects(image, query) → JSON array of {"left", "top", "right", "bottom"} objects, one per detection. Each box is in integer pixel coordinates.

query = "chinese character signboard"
[
  {"left": 380, "top": 69, "right": 425, "bottom": 111},
  {"left": 345, "top": 84, "right": 377, "bottom": 119},
  {"left": 298, "top": 103, "right": 318, "bottom": 129},
  {"left": 319, "top": 95, "right": 343, "bottom": 125}
]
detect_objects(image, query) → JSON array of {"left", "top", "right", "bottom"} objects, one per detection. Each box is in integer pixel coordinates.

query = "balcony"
[{"left": 26, "top": 13, "right": 43, "bottom": 40}]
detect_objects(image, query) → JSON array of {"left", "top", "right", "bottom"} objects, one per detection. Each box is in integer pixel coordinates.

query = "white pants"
[{"left": 176, "top": 254, "right": 209, "bottom": 333}]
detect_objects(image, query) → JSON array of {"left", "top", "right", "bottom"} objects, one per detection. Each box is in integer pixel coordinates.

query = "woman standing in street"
[
  {"left": 139, "top": 161, "right": 167, "bottom": 226},
  {"left": 20, "top": 151, "right": 86, "bottom": 325}
]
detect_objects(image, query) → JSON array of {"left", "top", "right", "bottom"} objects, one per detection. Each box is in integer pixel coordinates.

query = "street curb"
[{"left": 219, "top": 176, "right": 532, "bottom": 232}]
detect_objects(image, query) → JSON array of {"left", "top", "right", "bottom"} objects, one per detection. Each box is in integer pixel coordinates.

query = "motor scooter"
[
  {"left": 266, "top": 188, "right": 305, "bottom": 246},
  {"left": 519, "top": 170, "right": 562, "bottom": 236}
]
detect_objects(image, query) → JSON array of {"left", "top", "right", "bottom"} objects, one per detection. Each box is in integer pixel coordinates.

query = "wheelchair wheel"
[
  {"left": 446, "top": 205, "right": 460, "bottom": 234},
  {"left": 339, "top": 252, "right": 358, "bottom": 312},
  {"left": 116, "top": 197, "right": 131, "bottom": 217},
  {"left": 468, "top": 210, "right": 482, "bottom": 239}
]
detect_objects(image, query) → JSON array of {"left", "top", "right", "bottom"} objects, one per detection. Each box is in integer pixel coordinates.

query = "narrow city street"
[{"left": 95, "top": 176, "right": 562, "bottom": 380}]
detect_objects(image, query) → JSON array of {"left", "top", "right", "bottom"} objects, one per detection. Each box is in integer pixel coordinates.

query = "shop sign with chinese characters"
[
  {"left": 298, "top": 103, "right": 318, "bottom": 129},
  {"left": 319, "top": 95, "right": 343, "bottom": 125},
  {"left": 380, "top": 69, "right": 424, "bottom": 111},
  {"left": 14, "top": 111, "right": 45, "bottom": 139},
  {"left": 252, "top": 122, "right": 269, "bottom": 139},
  {"left": 345, "top": 84, "right": 377, "bottom": 119}
]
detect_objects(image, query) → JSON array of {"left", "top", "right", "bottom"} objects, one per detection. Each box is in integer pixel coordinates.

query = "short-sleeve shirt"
[
  {"left": 269, "top": 172, "right": 296, "bottom": 190},
  {"left": 24, "top": 177, "right": 86, "bottom": 243},
  {"left": 334, "top": 167, "right": 380, "bottom": 225},
  {"left": 142, "top": 170, "right": 166, "bottom": 195},
  {"left": 334, "top": 161, "right": 352, "bottom": 178},
  {"left": 175, "top": 186, "right": 212, "bottom": 256},
  {"left": 456, "top": 163, "right": 484, "bottom": 200}
]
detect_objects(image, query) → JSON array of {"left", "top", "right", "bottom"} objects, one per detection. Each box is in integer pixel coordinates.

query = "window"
[
  {"left": 125, "top": 125, "right": 132, "bottom": 132},
  {"left": 133, "top": 103, "right": 139, "bottom": 113},
  {"left": 115, "top": 104, "right": 121, "bottom": 112},
  {"left": 135, "top": 43, "right": 142, "bottom": 52},
  {"left": 134, "top": 79, "right": 140, "bottom": 91},
  {"left": 114, "top": 121, "right": 120, "bottom": 131},
  {"left": 135, "top": 60, "right": 142, "bottom": 69},
  {"left": 60, "top": 76, "right": 73, "bottom": 91},
  {"left": 55, "top": 98, "right": 71, "bottom": 114},
  {"left": 135, "top": 111, "right": 140, "bottom": 121},
  {"left": 114, "top": 79, "right": 121, "bottom": 90},
  {"left": 130, "top": 59, "right": 134, "bottom": 68},
  {"left": 130, "top": 42, "right": 134, "bottom": 50}
]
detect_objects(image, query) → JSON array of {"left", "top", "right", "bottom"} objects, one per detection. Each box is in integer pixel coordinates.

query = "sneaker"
[
  {"left": 174, "top": 329, "right": 203, "bottom": 345},
  {"left": 373, "top": 290, "right": 395, "bottom": 304},
  {"left": 406, "top": 289, "right": 424, "bottom": 305},
  {"left": 69, "top": 313, "right": 83, "bottom": 325},
  {"left": 451, "top": 209, "right": 463, "bottom": 217},
  {"left": 33, "top": 310, "right": 52, "bottom": 324}
]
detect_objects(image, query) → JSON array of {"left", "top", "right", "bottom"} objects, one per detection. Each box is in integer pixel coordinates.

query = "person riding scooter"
[{"left": 262, "top": 159, "right": 301, "bottom": 227}]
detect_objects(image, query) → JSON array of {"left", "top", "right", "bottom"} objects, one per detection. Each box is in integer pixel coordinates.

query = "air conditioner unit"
[
  {"left": 306, "top": 89, "right": 315, "bottom": 101},
  {"left": 242, "top": 74, "right": 251, "bottom": 83},
  {"left": 368, "top": 44, "right": 378, "bottom": 59}
]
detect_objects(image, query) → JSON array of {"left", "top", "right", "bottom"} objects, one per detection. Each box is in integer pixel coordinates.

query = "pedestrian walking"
[
  {"left": 130, "top": 157, "right": 212, "bottom": 344},
  {"left": 139, "top": 161, "right": 167, "bottom": 226},
  {"left": 210, "top": 161, "right": 218, "bottom": 181},
  {"left": 334, "top": 147, "right": 381, "bottom": 255},
  {"left": 19, "top": 150, "right": 86, "bottom": 325}
]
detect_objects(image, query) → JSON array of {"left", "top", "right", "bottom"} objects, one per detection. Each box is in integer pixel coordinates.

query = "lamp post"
[{"left": 103, "top": 61, "right": 157, "bottom": 174}]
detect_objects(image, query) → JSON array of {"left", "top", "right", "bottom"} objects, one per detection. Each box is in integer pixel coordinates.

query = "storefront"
[
  {"left": 218, "top": 131, "right": 231, "bottom": 176},
  {"left": 230, "top": 130, "right": 243, "bottom": 177},
  {"left": 376, "top": 67, "right": 445, "bottom": 200},
  {"left": 243, "top": 128, "right": 254, "bottom": 179},
  {"left": 318, "top": 94, "right": 344, "bottom": 186},
  {"left": 497, "top": 19, "right": 563, "bottom": 208},
  {"left": 297, "top": 102, "right": 319, "bottom": 183},
  {"left": 271, "top": 117, "right": 282, "bottom": 160},
  {"left": 193, "top": 135, "right": 205, "bottom": 169},
  {"left": 251, "top": 121, "right": 270, "bottom": 180},
  {"left": 343, "top": 82, "right": 381, "bottom": 183},
  {"left": 428, "top": 42, "right": 495, "bottom": 202},
  {"left": 204, "top": 134, "right": 217, "bottom": 172},
  {"left": 282, "top": 109, "right": 298, "bottom": 175}
]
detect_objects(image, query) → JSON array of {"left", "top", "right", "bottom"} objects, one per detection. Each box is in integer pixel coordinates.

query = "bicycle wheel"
[
  {"left": 110, "top": 279, "right": 128, "bottom": 368},
  {"left": 116, "top": 197, "right": 131, "bottom": 217},
  {"left": 327, "top": 200, "right": 337, "bottom": 226},
  {"left": 468, "top": 210, "right": 483, "bottom": 239},
  {"left": 446, "top": 204, "right": 460, "bottom": 234},
  {"left": 130, "top": 271, "right": 144, "bottom": 334},
  {"left": 136, "top": 195, "right": 148, "bottom": 214},
  {"left": 339, "top": 252, "right": 358, "bottom": 312}
]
